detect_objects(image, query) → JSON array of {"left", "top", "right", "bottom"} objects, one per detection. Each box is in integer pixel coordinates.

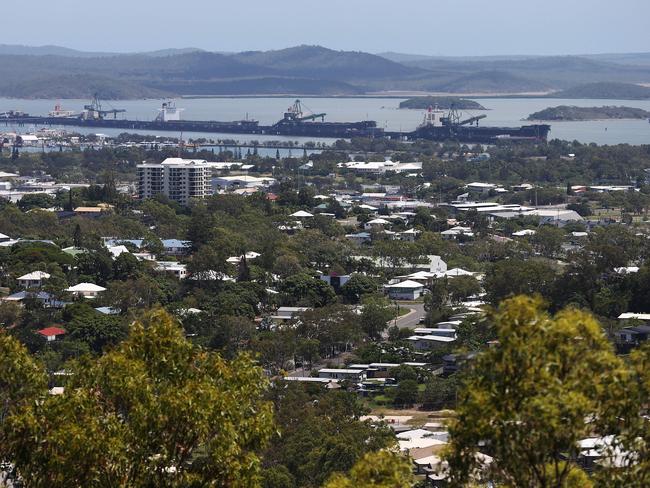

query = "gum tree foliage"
[
  {"left": 445, "top": 296, "right": 628, "bottom": 488},
  {"left": 323, "top": 451, "right": 413, "bottom": 488},
  {"left": 263, "top": 383, "right": 396, "bottom": 488},
  {"left": 1, "top": 309, "right": 274, "bottom": 488}
]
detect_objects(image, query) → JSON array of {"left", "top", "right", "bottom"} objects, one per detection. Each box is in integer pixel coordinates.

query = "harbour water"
[{"left": 2, "top": 97, "right": 649, "bottom": 146}]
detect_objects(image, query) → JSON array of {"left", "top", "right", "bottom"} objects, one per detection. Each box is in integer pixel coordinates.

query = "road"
[{"left": 393, "top": 303, "right": 426, "bottom": 329}]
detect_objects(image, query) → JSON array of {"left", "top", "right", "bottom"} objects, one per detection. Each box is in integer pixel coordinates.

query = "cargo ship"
[
  {"left": 0, "top": 97, "right": 550, "bottom": 143},
  {"left": 406, "top": 105, "right": 551, "bottom": 143}
]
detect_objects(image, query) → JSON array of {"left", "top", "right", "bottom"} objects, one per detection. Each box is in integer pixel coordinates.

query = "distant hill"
[
  {"left": 527, "top": 105, "right": 650, "bottom": 121},
  {"left": 584, "top": 52, "right": 650, "bottom": 67},
  {"left": 434, "top": 71, "right": 550, "bottom": 93},
  {"left": 1, "top": 45, "right": 650, "bottom": 99},
  {"left": 232, "top": 45, "right": 423, "bottom": 81},
  {"left": 145, "top": 77, "right": 363, "bottom": 96},
  {"left": 399, "top": 97, "right": 486, "bottom": 110},
  {"left": 377, "top": 52, "right": 440, "bottom": 63},
  {"left": 0, "top": 44, "right": 204, "bottom": 58},
  {"left": 549, "top": 82, "right": 650, "bottom": 100},
  {"left": 0, "top": 74, "right": 171, "bottom": 99}
]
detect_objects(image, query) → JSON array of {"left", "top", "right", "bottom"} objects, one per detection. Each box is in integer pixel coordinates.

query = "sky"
[{"left": 3, "top": 0, "right": 649, "bottom": 56}]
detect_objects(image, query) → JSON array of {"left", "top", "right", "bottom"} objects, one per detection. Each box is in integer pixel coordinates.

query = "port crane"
[
  {"left": 441, "top": 105, "right": 487, "bottom": 127},
  {"left": 277, "top": 99, "right": 326, "bottom": 124},
  {"left": 82, "top": 94, "right": 127, "bottom": 120}
]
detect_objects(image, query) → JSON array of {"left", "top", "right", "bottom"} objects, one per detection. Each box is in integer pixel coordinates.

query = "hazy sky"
[{"left": 4, "top": 0, "right": 649, "bottom": 56}]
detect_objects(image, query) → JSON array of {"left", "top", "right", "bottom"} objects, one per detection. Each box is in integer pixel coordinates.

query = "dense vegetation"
[
  {"left": 528, "top": 105, "right": 650, "bottom": 121},
  {"left": 3, "top": 138, "right": 650, "bottom": 485},
  {"left": 398, "top": 96, "right": 486, "bottom": 110}
]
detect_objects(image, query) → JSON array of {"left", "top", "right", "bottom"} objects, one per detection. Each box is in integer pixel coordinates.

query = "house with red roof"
[{"left": 37, "top": 326, "right": 66, "bottom": 342}]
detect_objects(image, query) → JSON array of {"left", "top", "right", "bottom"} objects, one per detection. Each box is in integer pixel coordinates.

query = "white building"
[
  {"left": 17, "top": 271, "right": 50, "bottom": 288},
  {"left": 407, "top": 334, "right": 456, "bottom": 351},
  {"left": 66, "top": 283, "right": 106, "bottom": 298},
  {"left": 318, "top": 368, "right": 366, "bottom": 381},
  {"left": 155, "top": 261, "right": 188, "bottom": 279},
  {"left": 385, "top": 280, "right": 425, "bottom": 300},
  {"left": 137, "top": 158, "right": 212, "bottom": 205}
]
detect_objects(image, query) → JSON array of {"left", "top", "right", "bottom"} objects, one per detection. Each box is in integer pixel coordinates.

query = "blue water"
[{"left": 1, "top": 97, "right": 649, "bottom": 145}]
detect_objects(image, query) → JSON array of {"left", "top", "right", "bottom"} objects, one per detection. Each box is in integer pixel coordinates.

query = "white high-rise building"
[{"left": 137, "top": 158, "right": 211, "bottom": 205}]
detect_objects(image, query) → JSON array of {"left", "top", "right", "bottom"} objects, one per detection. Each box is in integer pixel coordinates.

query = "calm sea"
[{"left": 1, "top": 97, "right": 649, "bottom": 146}]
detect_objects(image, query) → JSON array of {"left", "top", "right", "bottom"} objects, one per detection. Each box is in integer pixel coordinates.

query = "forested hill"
[
  {"left": 548, "top": 82, "right": 650, "bottom": 100},
  {"left": 527, "top": 105, "right": 650, "bottom": 121},
  {"left": 2, "top": 44, "right": 650, "bottom": 99}
]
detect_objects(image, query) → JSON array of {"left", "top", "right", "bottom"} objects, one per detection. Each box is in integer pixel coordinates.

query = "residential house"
[
  {"left": 385, "top": 280, "right": 425, "bottom": 300},
  {"left": 155, "top": 261, "right": 188, "bottom": 279},
  {"left": 66, "top": 283, "right": 106, "bottom": 298},
  {"left": 318, "top": 368, "right": 366, "bottom": 382},
  {"left": 407, "top": 334, "right": 456, "bottom": 351},
  {"left": 17, "top": 271, "right": 50, "bottom": 288},
  {"left": 37, "top": 326, "right": 66, "bottom": 342}
]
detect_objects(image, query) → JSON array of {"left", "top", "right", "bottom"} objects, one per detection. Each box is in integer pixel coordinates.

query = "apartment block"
[{"left": 137, "top": 158, "right": 211, "bottom": 205}]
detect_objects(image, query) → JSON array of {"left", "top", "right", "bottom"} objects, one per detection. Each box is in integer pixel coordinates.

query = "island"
[
  {"left": 527, "top": 105, "right": 650, "bottom": 121},
  {"left": 399, "top": 96, "right": 486, "bottom": 110}
]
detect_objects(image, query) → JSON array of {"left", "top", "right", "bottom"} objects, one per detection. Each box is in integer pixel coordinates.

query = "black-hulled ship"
[
  {"left": 407, "top": 105, "right": 551, "bottom": 143},
  {"left": 264, "top": 99, "right": 381, "bottom": 138},
  {"left": 1, "top": 97, "right": 550, "bottom": 143}
]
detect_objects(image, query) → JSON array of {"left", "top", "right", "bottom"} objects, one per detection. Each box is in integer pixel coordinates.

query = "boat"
[
  {"left": 155, "top": 100, "right": 184, "bottom": 122},
  {"left": 408, "top": 105, "right": 551, "bottom": 143},
  {"left": 266, "top": 99, "right": 382, "bottom": 138},
  {"left": 0, "top": 98, "right": 551, "bottom": 143}
]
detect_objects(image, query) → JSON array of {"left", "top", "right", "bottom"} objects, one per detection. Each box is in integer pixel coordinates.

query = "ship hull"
[
  {"left": 410, "top": 124, "right": 551, "bottom": 143},
  {"left": 1, "top": 115, "right": 550, "bottom": 143}
]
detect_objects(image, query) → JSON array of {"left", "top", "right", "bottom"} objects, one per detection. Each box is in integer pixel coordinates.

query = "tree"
[
  {"left": 447, "top": 275, "right": 482, "bottom": 303},
  {"left": 445, "top": 296, "right": 628, "bottom": 488},
  {"left": 3, "top": 309, "right": 274, "bottom": 487},
  {"left": 341, "top": 274, "right": 379, "bottom": 303},
  {"left": 280, "top": 273, "right": 337, "bottom": 308},
  {"left": 392, "top": 379, "right": 419, "bottom": 408},
  {"left": 67, "top": 313, "right": 128, "bottom": 354},
  {"left": 323, "top": 451, "right": 413, "bottom": 488},
  {"left": 532, "top": 226, "right": 566, "bottom": 258},
  {"left": 359, "top": 296, "right": 393, "bottom": 340},
  {"left": 17, "top": 193, "right": 56, "bottom": 211},
  {"left": 264, "top": 384, "right": 396, "bottom": 488},
  {"left": 484, "top": 259, "right": 557, "bottom": 304},
  {"left": 420, "top": 375, "right": 458, "bottom": 410},
  {"left": 187, "top": 245, "right": 228, "bottom": 281},
  {"left": 0, "top": 332, "right": 47, "bottom": 458},
  {"left": 112, "top": 252, "right": 142, "bottom": 281}
]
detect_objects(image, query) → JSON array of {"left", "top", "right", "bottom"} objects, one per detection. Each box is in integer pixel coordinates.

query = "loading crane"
[
  {"left": 441, "top": 105, "right": 487, "bottom": 127},
  {"left": 277, "top": 99, "right": 326, "bottom": 124},
  {"left": 82, "top": 94, "right": 127, "bottom": 120},
  {"left": 458, "top": 114, "right": 487, "bottom": 126}
]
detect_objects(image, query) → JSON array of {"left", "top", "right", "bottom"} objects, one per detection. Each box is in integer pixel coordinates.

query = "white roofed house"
[
  {"left": 155, "top": 261, "right": 188, "bottom": 280},
  {"left": 466, "top": 182, "right": 497, "bottom": 194},
  {"left": 289, "top": 210, "right": 314, "bottom": 218},
  {"left": 65, "top": 282, "right": 106, "bottom": 299},
  {"left": 385, "top": 280, "right": 425, "bottom": 301},
  {"left": 364, "top": 218, "right": 391, "bottom": 231},
  {"left": 318, "top": 368, "right": 366, "bottom": 382},
  {"left": 441, "top": 226, "right": 474, "bottom": 240},
  {"left": 407, "top": 334, "right": 456, "bottom": 351},
  {"left": 17, "top": 271, "right": 50, "bottom": 289}
]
